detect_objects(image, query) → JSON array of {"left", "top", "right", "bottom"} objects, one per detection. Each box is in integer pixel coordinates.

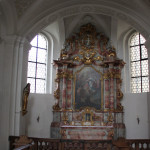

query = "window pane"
[
  {"left": 28, "top": 47, "right": 37, "bottom": 62},
  {"left": 141, "top": 45, "right": 148, "bottom": 59},
  {"left": 141, "top": 60, "right": 149, "bottom": 76},
  {"left": 130, "top": 33, "right": 139, "bottom": 46},
  {"left": 30, "top": 36, "right": 37, "bottom": 46},
  {"left": 37, "top": 49, "right": 47, "bottom": 63},
  {"left": 130, "top": 32, "right": 149, "bottom": 93},
  {"left": 142, "top": 77, "right": 149, "bottom": 92},
  {"left": 38, "top": 34, "right": 47, "bottom": 49},
  {"left": 37, "top": 64, "right": 46, "bottom": 78},
  {"left": 140, "top": 34, "right": 146, "bottom": 44},
  {"left": 27, "top": 33, "right": 48, "bottom": 93},
  {"left": 131, "top": 78, "right": 141, "bottom": 93},
  {"left": 36, "top": 79, "right": 45, "bottom": 93},
  {"left": 27, "top": 78, "right": 35, "bottom": 93},
  {"left": 27, "top": 62, "right": 36, "bottom": 78},
  {"left": 130, "top": 46, "right": 140, "bottom": 61},
  {"left": 131, "top": 61, "right": 141, "bottom": 77}
]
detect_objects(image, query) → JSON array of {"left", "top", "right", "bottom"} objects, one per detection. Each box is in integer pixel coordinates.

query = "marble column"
[
  {"left": 109, "top": 64, "right": 114, "bottom": 110},
  {"left": 66, "top": 69, "right": 73, "bottom": 109},
  {"left": 62, "top": 64, "right": 67, "bottom": 109}
]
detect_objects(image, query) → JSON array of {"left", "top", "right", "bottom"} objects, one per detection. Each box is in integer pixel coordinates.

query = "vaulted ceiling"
[{"left": 0, "top": 0, "right": 150, "bottom": 40}]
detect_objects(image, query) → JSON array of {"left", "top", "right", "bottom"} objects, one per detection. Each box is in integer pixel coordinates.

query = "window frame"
[
  {"left": 27, "top": 33, "right": 48, "bottom": 93},
  {"left": 130, "top": 32, "right": 149, "bottom": 93}
]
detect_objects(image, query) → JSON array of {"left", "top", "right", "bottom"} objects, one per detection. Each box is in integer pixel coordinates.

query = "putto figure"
[{"left": 22, "top": 83, "right": 30, "bottom": 116}]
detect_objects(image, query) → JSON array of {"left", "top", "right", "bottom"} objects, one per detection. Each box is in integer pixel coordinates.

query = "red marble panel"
[{"left": 67, "top": 130, "right": 106, "bottom": 140}]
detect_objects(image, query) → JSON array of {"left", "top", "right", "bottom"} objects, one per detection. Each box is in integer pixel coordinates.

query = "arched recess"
[
  {"left": 118, "top": 28, "right": 137, "bottom": 93},
  {"left": 117, "top": 27, "right": 150, "bottom": 139},
  {"left": 15, "top": 3, "right": 150, "bottom": 41},
  {"left": 41, "top": 31, "right": 54, "bottom": 94},
  {"left": 65, "top": 14, "right": 111, "bottom": 39}
]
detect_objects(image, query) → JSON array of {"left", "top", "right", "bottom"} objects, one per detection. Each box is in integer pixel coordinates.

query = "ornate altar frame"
[
  {"left": 51, "top": 23, "right": 125, "bottom": 140},
  {"left": 73, "top": 66, "right": 104, "bottom": 110}
]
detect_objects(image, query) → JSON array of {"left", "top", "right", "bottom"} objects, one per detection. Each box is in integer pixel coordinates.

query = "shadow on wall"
[{"left": 25, "top": 94, "right": 55, "bottom": 138}]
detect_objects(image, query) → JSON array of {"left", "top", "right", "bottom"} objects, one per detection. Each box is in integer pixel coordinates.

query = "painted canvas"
[{"left": 75, "top": 66, "right": 102, "bottom": 110}]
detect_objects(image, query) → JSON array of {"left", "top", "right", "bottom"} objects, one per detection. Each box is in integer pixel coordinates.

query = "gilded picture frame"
[{"left": 74, "top": 66, "right": 103, "bottom": 110}]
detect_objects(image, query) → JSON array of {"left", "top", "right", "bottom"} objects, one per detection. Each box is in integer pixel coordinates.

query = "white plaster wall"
[
  {"left": 0, "top": 1, "right": 150, "bottom": 149},
  {"left": 147, "top": 92, "right": 150, "bottom": 138},
  {"left": 26, "top": 94, "right": 55, "bottom": 138},
  {"left": 0, "top": 42, "right": 9, "bottom": 150},
  {"left": 25, "top": 16, "right": 150, "bottom": 140},
  {"left": 122, "top": 93, "right": 149, "bottom": 139}
]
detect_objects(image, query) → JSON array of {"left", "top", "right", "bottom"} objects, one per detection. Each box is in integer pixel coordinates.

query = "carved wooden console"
[{"left": 51, "top": 23, "right": 125, "bottom": 140}]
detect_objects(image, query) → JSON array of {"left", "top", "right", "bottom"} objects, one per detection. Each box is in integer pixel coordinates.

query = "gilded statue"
[{"left": 22, "top": 83, "right": 30, "bottom": 116}]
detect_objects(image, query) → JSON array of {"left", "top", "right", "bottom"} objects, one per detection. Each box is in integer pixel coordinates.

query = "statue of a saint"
[{"left": 22, "top": 83, "right": 30, "bottom": 116}]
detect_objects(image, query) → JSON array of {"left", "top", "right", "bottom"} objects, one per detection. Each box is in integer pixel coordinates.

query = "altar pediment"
[{"left": 51, "top": 23, "right": 125, "bottom": 140}]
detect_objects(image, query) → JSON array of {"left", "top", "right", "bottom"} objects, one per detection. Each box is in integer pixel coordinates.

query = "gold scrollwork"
[
  {"left": 94, "top": 56, "right": 103, "bottom": 61},
  {"left": 60, "top": 129, "right": 67, "bottom": 138},
  {"left": 103, "top": 72, "right": 110, "bottom": 79},
  {"left": 116, "top": 103, "right": 123, "bottom": 112},
  {"left": 117, "top": 89, "right": 123, "bottom": 100},
  {"left": 54, "top": 88, "right": 60, "bottom": 99},
  {"left": 56, "top": 71, "right": 73, "bottom": 79},
  {"left": 62, "top": 112, "right": 68, "bottom": 125},
  {"left": 104, "top": 71, "right": 116, "bottom": 79},
  {"left": 108, "top": 129, "right": 114, "bottom": 138},
  {"left": 109, "top": 71, "right": 115, "bottom": 78},
  {"left": 53, "top": 103, "right": 61, "bottom": 111},
  {"left": 73, "top": 50, "right": 103, "bottom": 65},
  {"left": 63, "top": 109, "right": 73, "bottom": 112},
  {"left": 103, "top": 71, "right": 115, "bottom": 79},
  {"left": 79, "top": 23, "right": 96, "bottom": 51},
  {"left": 81, "top": 107, "right": 94, "bottom": 126},
  {"left": 108, "top": 49, "right": 116, "bottom": 57},
  {"left": 107, "top": 112, "right": 113, "bottom": 123},
  {"left": 56, "top": 72, "right": 62, "bottom": 79},
  {"left": 114, "top": 73, "right": 121, "bottom": 79},
  {"left": 73, "top": 56, "right": 81, "bottom": 62}
]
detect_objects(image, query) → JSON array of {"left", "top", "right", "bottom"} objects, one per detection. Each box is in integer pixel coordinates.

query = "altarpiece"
[{"left": 51, "top": 24, "right": 125, "bottom": 140}]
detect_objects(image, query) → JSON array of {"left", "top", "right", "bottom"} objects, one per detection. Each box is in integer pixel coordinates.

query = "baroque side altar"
[{"left": 51, "top": 24, "right": 125, "bottom": 140}]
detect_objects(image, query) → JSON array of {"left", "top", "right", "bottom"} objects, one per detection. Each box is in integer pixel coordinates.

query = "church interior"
[{"left": 0, "top": 0, "right": 150, "bottom": 149}]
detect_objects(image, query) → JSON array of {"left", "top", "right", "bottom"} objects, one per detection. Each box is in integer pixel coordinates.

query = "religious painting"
[{"left": 74, "top": 66, "right": 103, "bottom": 110}]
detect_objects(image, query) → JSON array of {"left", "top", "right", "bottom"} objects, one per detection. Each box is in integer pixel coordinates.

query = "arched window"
[
  {"left": 130, "top": 32, "right": 149, "bottom": 93},
  {"left": 27, "top": 34, "right": 48, "bottom": 93}
]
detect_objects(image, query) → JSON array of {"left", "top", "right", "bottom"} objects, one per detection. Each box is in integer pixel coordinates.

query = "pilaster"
[{"left": 3, "top": 35, "right": 31, "bottom": 136}]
